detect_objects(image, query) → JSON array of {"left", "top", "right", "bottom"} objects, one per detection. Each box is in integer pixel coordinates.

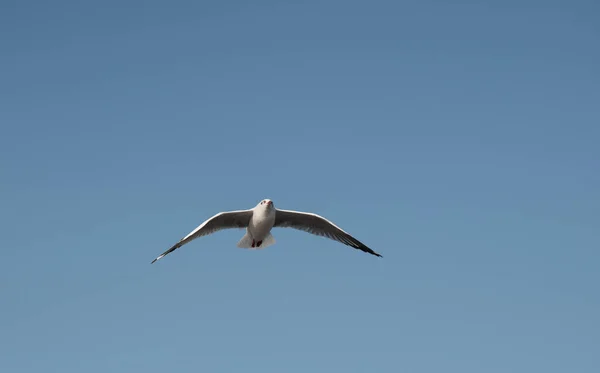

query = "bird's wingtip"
[{"left": 370, "top": 250, "right": 383, "bottom": 258}]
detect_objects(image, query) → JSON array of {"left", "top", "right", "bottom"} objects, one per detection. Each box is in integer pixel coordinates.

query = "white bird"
[{"left": 151, "top": 199, "right": 382, "bottom": 263}]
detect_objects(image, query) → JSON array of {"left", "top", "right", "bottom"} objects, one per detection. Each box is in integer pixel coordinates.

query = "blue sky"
[{"left": 1, "top": 0, "right": 598, "bottom": 371}]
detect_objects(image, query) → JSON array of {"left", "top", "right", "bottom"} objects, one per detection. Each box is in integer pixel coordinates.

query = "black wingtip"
[{"left": 361, "top": 245, "right": 383, "bottom": 258}]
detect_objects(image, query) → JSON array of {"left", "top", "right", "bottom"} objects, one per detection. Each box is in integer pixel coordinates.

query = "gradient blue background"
[{"left": 1, "top": 0, "right": 598, "bottom": 372}]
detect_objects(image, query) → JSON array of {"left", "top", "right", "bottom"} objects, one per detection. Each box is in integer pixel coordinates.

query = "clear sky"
[{"left": 1, "top": 0, "right": 598, "bottom": 372}]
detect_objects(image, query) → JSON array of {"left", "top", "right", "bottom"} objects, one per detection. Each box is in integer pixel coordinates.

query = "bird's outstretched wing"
[
  {"left": 151, "top": 209, "right": 253, "bottom": 263},
  {"left": 273, "top": 209, "right": 382, "bottom": 257}
]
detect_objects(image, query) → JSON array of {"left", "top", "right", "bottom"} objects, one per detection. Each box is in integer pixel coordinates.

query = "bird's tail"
[{"left": 237, "top": 232, "right": 276, "bottom": 249}]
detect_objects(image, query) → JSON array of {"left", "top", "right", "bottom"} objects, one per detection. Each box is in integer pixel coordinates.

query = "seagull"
[{"left": 151, "top": 199, "right": 382, "bottom": 263}]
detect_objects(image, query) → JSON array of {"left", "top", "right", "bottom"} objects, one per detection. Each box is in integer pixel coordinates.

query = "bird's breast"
[{"left": 249, "top": 210, "right": 276, "bottom": 238}]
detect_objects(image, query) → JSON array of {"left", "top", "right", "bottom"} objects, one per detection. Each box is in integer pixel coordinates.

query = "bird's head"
[{"left": 258, "top": 199, "right": 274, "bottom": 210}]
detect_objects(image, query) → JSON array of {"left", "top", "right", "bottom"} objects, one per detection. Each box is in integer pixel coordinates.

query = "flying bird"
[{"left": 151, "top": 199, "right": 382, "bottom": 263}]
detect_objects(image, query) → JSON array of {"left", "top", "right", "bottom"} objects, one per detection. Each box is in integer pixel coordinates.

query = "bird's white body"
[
  {"left": 238, "top": 201, "right": 277, "bottom": 248},
  {"left": 247, "top": 202, "right": 276, "bottom": 240}
]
